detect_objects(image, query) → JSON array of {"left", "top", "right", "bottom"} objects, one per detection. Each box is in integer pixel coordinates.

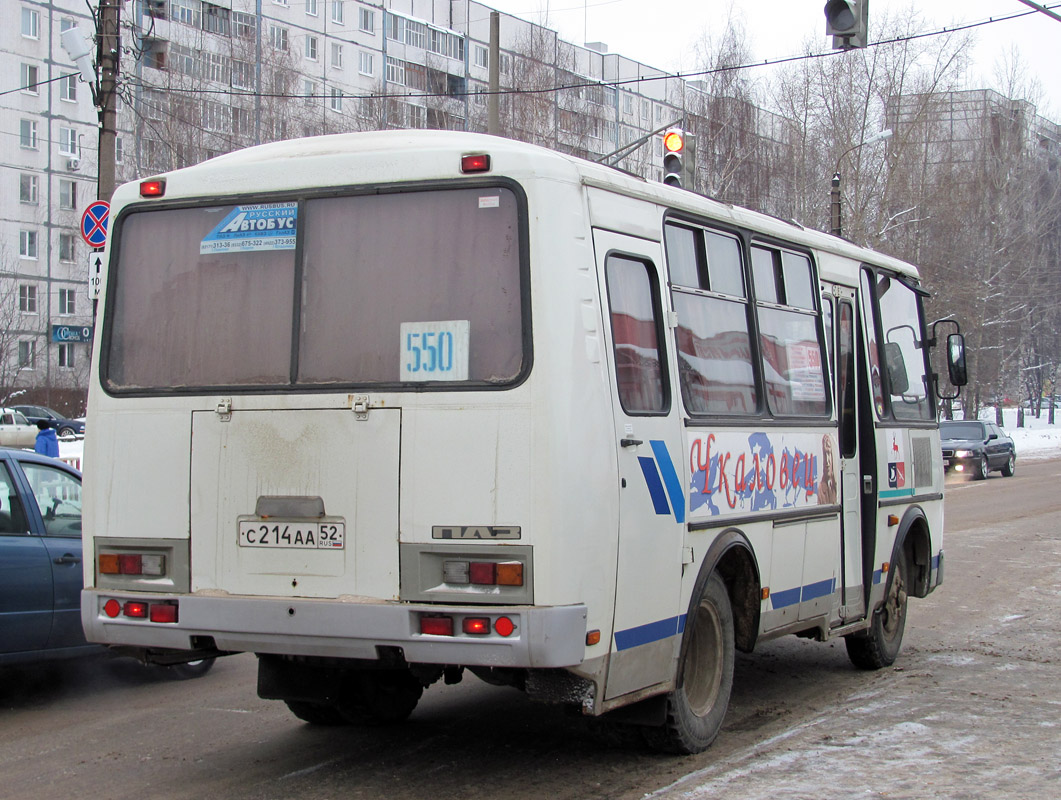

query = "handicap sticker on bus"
[{"left": 200, "top": 202, "right": 298, "bottom": 255}]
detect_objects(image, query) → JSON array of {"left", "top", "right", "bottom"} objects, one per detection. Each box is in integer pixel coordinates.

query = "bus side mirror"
[
  {"left": 883, "top": 342, "right": 909, "bottom": 395},
  {"left": 946, "top": 333, "right": 967, "bottom": 387}
]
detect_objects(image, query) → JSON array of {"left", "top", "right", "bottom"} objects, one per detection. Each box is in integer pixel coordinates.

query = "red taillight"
[
  {"left": 140, "top": 178, "right": 166, "bottom": 197},
  {"left": 150, "top": 603, "right": 178, "bottom": 623},
  {"left": 462, "top": 617, "right": 490, "bottom": 635},
  {"left": 460, "top": 153, "right": 491, "bottom": 173},
  {"left": 494, "top": 616, "right": 515, "bottom": 637},
  {"left": 103, "top": 598, "right": 121, "bottom": 618},
  {"left": 118, "top": 554, "right": 142, "bottom": 574},
  {"left": 420, "top": 615, "right": 454, "bottom": 636},
  {"left": 123, "top": 601, "right": 148, "bottom": 618},
  {"left": 469, "top": 561, "right": 496, "bottom": 585}
]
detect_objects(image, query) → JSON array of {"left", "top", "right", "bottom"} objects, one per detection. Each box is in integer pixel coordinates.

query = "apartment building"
[{"left": 2, "top": 0, "right": 793, "bottom": 398}]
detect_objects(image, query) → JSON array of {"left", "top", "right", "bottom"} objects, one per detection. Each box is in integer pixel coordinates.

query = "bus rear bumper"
[{"left": 81, "top": 590, "right": 588, "bottom": 669}]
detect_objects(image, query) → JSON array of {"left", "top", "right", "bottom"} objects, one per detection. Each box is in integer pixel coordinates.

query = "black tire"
[
  {"left": 975, "top": 454, "right": 989, "bottom": 480},
  {"left": 168, "top": 657, "right": 216, "bottom": 679},
  {"left": 643, "top": 573, "right": 734, "bottom": 754},
  {"left": 336, "top": 669, "right": 423, "bottom": 725},
  {"left": 845, "top": 554, "right": 908, "bottom": 670},
  {"left": 1001, "top": 453, "right": 1016, "bottom": 477},
  {"left": 58, "top": 426, "right": 76, "bottom": 438},
  {"left": 285, "top": 700, "right": 350, "bottom": 726}
]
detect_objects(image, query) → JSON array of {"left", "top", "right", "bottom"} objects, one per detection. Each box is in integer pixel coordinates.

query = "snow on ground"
[{"left": 54, "top": 408, "right": 1061, "bottom": 469}]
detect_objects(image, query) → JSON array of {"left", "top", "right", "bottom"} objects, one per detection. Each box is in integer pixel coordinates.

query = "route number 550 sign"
[{"left": 400, "top": 320, "right": 470, "bottom": 382}]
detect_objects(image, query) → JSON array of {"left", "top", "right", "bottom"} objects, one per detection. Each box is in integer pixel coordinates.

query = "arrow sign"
[
  {"left": 89, "top": 251, "right": 104, "bottom": 300},
  {"left": 81, "top": 200, "right": 110, "bottom": 248}
]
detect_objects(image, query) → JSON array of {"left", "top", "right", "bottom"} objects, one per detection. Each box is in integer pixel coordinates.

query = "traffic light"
[
  {"left": 824, "top": 0, "right": 867, "bottom": 50},
  {"left": 662, "top": 128, "right": 695, "bottom": 190}
]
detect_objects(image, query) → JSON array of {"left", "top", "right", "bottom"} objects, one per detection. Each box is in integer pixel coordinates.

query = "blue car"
[
  {"left": 11, "top": 405, "right": 85, "bottom": 438},
  {"left": 0, "top": 450, "right": 211, "bottom": 677}
]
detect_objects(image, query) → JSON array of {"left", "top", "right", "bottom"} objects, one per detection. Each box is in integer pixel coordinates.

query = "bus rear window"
[{"left": 105, "top": 186, "right": 524, "bottom": 391}]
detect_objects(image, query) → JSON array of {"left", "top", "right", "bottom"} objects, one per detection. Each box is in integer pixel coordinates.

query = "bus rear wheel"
[
  {"left": 845, "top": 554, "right": 908, "bottom": 670},
  {"left": 644, "top": 573, "right": 734, "bottom": 754},
  {"left": 335, "top": 669, "right": 424, "bottom": 725}
]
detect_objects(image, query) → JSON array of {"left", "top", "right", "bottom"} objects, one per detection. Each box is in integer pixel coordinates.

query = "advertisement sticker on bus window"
[
  {"left": 199, "top": 202, "right": 298, "bottom": 255},
  {"left": 400, "top": 320, "right": 470, "bottom": 382},
  {"left": 478, "top": 195, "right": 500, "bottom": 209}
]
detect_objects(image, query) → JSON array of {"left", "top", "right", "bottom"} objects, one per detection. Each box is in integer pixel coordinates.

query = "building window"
[
  {"left": 330, "top": 87, "right": 343, "bottom": 112},
  {"left": 274, "top": 0, "right": 289, "bottom": 6},
  {"left": 358, "top": 7, "right": 374, "bottom": 33},
  {"left": 474, "top": 45, "right": 488, "bottom": 69},
  {"left": 59, "top": 288, "right": 77, "bottom": 316},
  {"left": 20, "top": 119, "right": 38, "bottom": 149},
  {"left": 116, "top": 136, "right": 124, "bottom": 163},
  {"left": 145, "top": 0, "right": 165, "bottom": 20},
  {"left": 232, "top": 59, "right": 253, "bottom": 90},
  {"left": 234, "top": 11, "right": 256, "bottom": 38},
  {"left": 302, "top": 79, "right": 316, "bottom": 104},
  {"left": 18, "top": 341, "right": 37, "bottom": 370},
  {"left": 60, "top": 74, "right": 78, "bottom": 101},
  {"left": 59, "top": 232, "right": 77, "bottom": 262},
  {"left": 305, "top": 35, "right": 318, "bottom": 60},
  {"left": 331, "top": 0, "right": 344, "bottom": 24},
  {"left": 58, "top": 343, "right": 75, "bottom": 369},
  {"left": 201, "top": 2, "right": 230, "bottom": 35},
  {"left": 22, "top": 7, "right": 40, "bottom": 38},
  {"left": 60, "top": 179, "right": 77, "bottom": 210},
  {"left": 201, "top": 51, "right": 228, "bottom": 83},
  {"left": 171, "top": 0, "right": 196, "bottom": 25},
  {"left": 59, "top": 127, "right": 78, "bottom": 156},
  {"left": 305, "top": 0, "right": 318, "bottom": 15},
  {"left": 358, "top": 50, "right": 373, "bottom": 76},
  {"left": 270, "top": 25, "right": 288, "bottom": 51},
  {"left": 19, "top": 174, "right": 39, "bottom": 204},
  {"left": 386, "top": 57, "right": 405, "bottom": 86},
  {"left": 499, "top": 53, "right": 511, "bottom": 74},
  {"left": 19, "top": 231, "right": 38, "bottom": 260},
  {"left": 21, "top": 64, "right": 40, "bottom": 95},
  {"left": 331, "top": 42, "right": 343, "bottom": 68},
  {"left": 19, "top": 284, "right": 38, "bottom": 313},
  {"left": 623, "top": 94, "right": 633, "bottom": 114},
  {"left": 641, "top": 98, "right": 649, "bottom": 119}
]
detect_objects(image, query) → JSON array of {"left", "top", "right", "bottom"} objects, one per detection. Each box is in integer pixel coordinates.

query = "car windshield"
[{"left": 940, "top": 422, "right": 984, "bottom": 440}]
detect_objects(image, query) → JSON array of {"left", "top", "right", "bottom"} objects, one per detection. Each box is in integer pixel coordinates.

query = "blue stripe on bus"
[
  {"left": 879, "top": 488, "right": 915, "bottom": 499},
  {"left": 614, "top": 614, "right": 687, "bottom": 651},
  {"left": 802, "top": 578, "right": 836, "bottom": 601},
  {"left": 650, "top": 440, "right": 686, "bottom": 524},
  {"left": 873, "top": 568, "right": 884, "bottom": 585},
  {"left": 772, "top": 578, "right": 838, "bottom": 609},
  {"left": 638, "top": 456, "right": 671, "bottom": 516}
]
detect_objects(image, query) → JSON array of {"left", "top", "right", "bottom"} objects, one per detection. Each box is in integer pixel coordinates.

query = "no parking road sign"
[{"left": 81, "top": 200, "right": 110, "bottom": 248}]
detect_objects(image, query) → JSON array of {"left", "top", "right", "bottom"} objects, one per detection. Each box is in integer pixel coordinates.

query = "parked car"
[
  {"left": 0, "top": 449, "right": 213, "bottom": 678},
  {"left": 11, "top": 405, "right": 85, "bottom": 438},
  {"left": 940, "top": 420, "right": 1016, "bottom": 479},
  {"left": 0, "top": 409, "right": 38, "bottom": 448}
]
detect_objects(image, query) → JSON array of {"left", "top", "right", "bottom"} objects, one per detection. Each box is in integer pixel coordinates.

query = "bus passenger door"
[
  {"left": 835, "top": 292, "right": 865, "bottom": 620},
  {"left": 592, "top": 229, "right": 687, "bottom": 702}
]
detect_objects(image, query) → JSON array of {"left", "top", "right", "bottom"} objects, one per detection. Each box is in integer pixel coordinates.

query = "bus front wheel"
[
  {"left": 845, "top": 554, "right": 908, "bottom": 670},
  {"left": 644, "top": 573, "right": 735, "bottom": 754}
]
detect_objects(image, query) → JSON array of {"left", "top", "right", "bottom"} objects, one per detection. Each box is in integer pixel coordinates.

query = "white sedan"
[{"left": 0, "top": 409, "right": 39, "bottom": 448}]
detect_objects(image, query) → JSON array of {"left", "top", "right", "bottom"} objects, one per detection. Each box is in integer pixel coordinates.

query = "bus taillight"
[
  {"left": 460, "top": 154, "right": 490, "bottom": 173},
  {"left": 139, "top": 178, "right": 166, "bottom": 197}
]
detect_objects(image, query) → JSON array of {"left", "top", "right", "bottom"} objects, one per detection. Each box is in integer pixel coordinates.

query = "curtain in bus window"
[
  {"left": 872, "top": 273, "right": 933, "bottom": 420},
  {"left": 758, "top": 307, "right": 828, "bottom": 416},
  {"left": 298, "top": 188, "right": 522, "bottom": 384},
  {"left": 704, "top": 231, "right": 744, "bottom": 297},
  {"left": 663, "top": 223, "right": 700, "bottom": 288},
  {"left": 672, "top": 291, "right": 757, "bottom": 415},
  {"left": 860, "top": 271, "right": 886, "bottom": 416},
  {"left": 605, "top": 255, "right": 665, "bottom": 413},
  {"left": 107, "top": 206, "right": 295, "bottom": 389}
]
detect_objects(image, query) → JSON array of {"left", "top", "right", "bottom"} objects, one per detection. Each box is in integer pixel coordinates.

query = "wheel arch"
[
  {"left": 891, "top": 505, "right": 931, "bottom": 599},
  {"left": 687, "top": 529, "right": 761, "bottom": 655}
]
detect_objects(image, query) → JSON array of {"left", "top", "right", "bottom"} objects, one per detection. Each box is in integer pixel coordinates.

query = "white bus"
[{"left": 82, "top": 131, "right": 965, "bottom": 753}]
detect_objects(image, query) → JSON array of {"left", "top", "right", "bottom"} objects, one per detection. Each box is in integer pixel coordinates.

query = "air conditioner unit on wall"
[{"left": 67, "top": 157, "right": 80, "bottom": 171}]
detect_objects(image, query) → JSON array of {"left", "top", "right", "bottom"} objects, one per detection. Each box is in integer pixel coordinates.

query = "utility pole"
[
  {"left": 95, "top": 0, "right": 122, "bottom": 203},
  {"left": 488, "top": 12, "right": 500, "bottom": 135}
]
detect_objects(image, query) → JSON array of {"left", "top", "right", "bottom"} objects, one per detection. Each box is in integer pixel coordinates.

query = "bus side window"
[{"left": 605, "top": 255, "right": 668, "bottom": 414}]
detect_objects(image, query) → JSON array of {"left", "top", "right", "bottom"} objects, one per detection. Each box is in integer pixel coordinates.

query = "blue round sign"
[{"left": 81, "top": 200, "right": 110, "bottom": 248}]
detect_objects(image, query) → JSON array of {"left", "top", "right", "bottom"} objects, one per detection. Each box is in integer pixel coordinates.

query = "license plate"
[{"left": 238, "top": 520, "right": 345, "bottom": 549}]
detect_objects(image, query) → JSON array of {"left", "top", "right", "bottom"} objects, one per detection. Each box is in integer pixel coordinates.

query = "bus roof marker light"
[
  {"left": 460, "top": 154, "right": 491, "bottom": 173},
  {"left": 140, "top": 178, "right": 166, "bottom": 197}
]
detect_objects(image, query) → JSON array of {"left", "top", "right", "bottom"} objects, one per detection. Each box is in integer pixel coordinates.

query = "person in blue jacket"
[{"left": 34, "top": 420, "right": 59, "bottom": 458}]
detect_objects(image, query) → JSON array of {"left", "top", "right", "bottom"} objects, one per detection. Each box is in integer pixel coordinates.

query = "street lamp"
[{"left": 830, "top": 128, "right": 892, "bottom": 237}]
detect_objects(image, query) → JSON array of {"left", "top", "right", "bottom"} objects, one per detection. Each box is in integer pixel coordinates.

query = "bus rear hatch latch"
[
  {"left": 216, "top": 397, "right": 232, "bottom": 421},
  {"left": 352, "top": 395, "right": 369, "bottom": 420}
]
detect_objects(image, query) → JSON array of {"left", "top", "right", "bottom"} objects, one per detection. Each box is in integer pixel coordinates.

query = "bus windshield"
[{"left": 104, "top": 185, "right": 525, "bottom": 391}]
